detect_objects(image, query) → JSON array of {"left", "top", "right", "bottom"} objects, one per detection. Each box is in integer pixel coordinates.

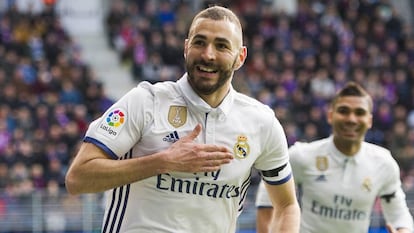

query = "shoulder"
[
  {"left": 360, "top": 142, "right": 402, "bottom": 178},
  {"left": 232, "top": 92, "right": 275, "bottom": 118},
  {"left": 289, "top": 138, "right": 331, "bottom": 163},
  {"left": 362, "top": 141, "right": 391, "bottom": 154},
  {"left": 362, "top": 142, "right": 393, "bottom": 161},
  {"left": 124, "top": 81, "right": 183, "bottom": 108},
  {"left": 135, "top": 80, "right": 180, "bottom": 98},
  {"left": 290, "top": 138, "right": 330, "bottom": 154},
  {"left": 362, "top": 142, "right": 397, "bottom": 166}
]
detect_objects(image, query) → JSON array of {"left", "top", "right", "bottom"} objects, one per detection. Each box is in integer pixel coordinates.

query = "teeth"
[{"left": 198, "top": 66, "right": 216, "bottom": 72}]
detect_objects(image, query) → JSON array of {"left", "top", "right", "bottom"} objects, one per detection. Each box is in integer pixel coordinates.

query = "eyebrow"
[
  {"left": 336, "top": 105, "right": 368, "bottom": 112},
  {"left": 192, "top": 34, "right": 232, "bottom": 45}
]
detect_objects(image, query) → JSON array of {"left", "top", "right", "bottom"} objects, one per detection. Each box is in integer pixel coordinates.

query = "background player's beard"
[{"left": 186, "top": 58, "right": 237, "bottom": 95}]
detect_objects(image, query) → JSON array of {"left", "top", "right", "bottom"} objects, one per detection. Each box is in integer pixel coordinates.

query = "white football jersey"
[
  {"left": 84, "top": 74, "right": 292, "bottom": 233},
  {"left": 256, "top": 136, "right": 413, "bottom": 233}
]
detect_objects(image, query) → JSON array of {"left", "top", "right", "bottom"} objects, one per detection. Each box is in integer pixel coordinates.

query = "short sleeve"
[{"left": 84, "top": 83, "right": 153, "bottom": 158}]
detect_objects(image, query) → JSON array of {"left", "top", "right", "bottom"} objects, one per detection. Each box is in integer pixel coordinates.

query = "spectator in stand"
[{"left": 0, "top": 1, "right": 114, "bottom": 202}]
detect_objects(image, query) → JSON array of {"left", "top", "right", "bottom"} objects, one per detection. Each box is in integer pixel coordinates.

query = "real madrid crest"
[
  {"left": 233, "top": 135, "right": 250, "bottom": 159},
  {"left": 168, "top": 106, "right": 187, "bottom": 128},
  {"left": 316, "top": 156, "right": 329, "bottom": 171},
  {"left": 362, "top": 177, "right": 372, "bottom": 192}
]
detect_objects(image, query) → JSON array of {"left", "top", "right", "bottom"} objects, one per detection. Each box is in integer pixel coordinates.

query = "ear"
[
  {"left": 327, "top": 107, "right": 333, "bottom": 125},
  {"left": 367, "top": 113, "right": 373, "bottom": 129},
  {"left": 184, "top": 39, "right": 189, "bottom": 59},
  {"left": 234, "top": 46, "right": 247, "bottom": 70}
]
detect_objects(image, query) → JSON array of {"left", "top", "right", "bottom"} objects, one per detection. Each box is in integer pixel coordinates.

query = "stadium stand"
[{"left": 0, "top": 0, "right": 413, "bottom": 232}]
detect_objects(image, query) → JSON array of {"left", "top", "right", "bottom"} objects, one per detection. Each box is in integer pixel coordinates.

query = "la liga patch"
[{"left": 97, "top": 108, "right": 126, "bottom": 139}]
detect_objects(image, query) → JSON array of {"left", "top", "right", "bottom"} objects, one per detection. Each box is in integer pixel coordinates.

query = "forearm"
[
  {"left": 66, "top": 134, "right": 233, "bottom": 194},
  {"left": 265, "top": 178, "right": 301, "bottom": 233},
  {"left": 65, "top": 143, "right": 168, "bottom": 194},
  {"left": 256, "top": 207, "right": 274, "bottom": 233},
  {"left": 272, "top": 203, "right": 301, "bottom": 233}
]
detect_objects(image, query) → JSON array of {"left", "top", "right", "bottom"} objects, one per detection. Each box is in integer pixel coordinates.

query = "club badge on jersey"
[
  {"left": 316, "top": 155, "right": 328, "bottom": 181},
  {"left": 168, "top": 106, "right": 187, "bottom": 128},
  {"left": 362, "top": 177, "right": 372, "bottom": 192},
  {"left": 233, "top": 135, "right": 250, "bottom": 159},
  {"left": 316, "top": 156, "right": 329, "bottom": 171}
]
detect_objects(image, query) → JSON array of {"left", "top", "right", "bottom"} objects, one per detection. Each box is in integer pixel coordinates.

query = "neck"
[
  {"left": 333, "top": 137, "right": 361, "bottom": 156},
  {"left": 199, "top": 88, "right": 229, "bottom": 108}
]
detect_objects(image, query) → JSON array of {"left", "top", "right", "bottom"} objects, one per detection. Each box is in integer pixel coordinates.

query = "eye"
[
  {"left": 354, "top": 109, "right": 367, "bottom": 116},
  {"left": 336, "top": 106, "right": 350, "bottom": 115},
  {"left": 192, "top": 39, "right": 205, "bottom": 47},
  {"left": 216, "top": 43, "right": 229, "bottom": 50}
]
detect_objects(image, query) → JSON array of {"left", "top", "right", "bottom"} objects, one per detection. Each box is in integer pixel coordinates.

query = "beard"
[{"left": 185, "top": 58, "right": 237, "bottom": 95}]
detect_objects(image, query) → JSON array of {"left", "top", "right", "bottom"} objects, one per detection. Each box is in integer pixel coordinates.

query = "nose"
[
  {"left": 346, "top": 112, "right": 358, "bottom": 123},
  {"left": 202, "top": 44, "right": 216, "bottom": 61}
]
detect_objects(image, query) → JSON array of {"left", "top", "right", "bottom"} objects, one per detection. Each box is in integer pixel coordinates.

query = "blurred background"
[{"left": 0, "top": 0, "right": 413, "bottom": 232}]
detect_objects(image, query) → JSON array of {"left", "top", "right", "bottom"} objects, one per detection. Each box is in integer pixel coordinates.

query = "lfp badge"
[
  {"left": 106, "top": 109, "right": 125, "bottom": 127},
  {"left": 98, "top": 108, "right": 126, "bottom": 139}
]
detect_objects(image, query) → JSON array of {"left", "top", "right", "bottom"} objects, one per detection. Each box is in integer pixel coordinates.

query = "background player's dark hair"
[{"left": 331, "top": 81, "right": 373, "bottom": 112}]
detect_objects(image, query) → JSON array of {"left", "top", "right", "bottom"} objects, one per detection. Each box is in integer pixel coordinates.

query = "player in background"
[
  {"left": 65, "top": 5, "right": 300, "bottom": 233},
  {"left": 255, "top": 81, "right": 413, "bottom": 233}
]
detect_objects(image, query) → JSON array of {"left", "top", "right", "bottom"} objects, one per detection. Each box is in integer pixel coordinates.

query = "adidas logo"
[
  {"left": 163, "top": 131, "right": 180, "bottom": 143},
  {"left": 315, "top": 174, "right": 327, "bottom": 182}
]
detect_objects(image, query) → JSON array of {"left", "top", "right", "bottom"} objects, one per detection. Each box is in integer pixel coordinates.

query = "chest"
[
  {"left": 300, "top": 157, "right": 383, "bottom": 206},
  {"left": 135, "top": 105, "right": 263, "bottom": 183}
]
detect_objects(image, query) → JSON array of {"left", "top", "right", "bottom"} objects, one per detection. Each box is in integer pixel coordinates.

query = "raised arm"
[{"left": 65, "top": 124, "right": 234, "bottom": 194}]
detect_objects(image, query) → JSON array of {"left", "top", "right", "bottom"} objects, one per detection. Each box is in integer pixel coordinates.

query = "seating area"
[{"left": 0, "top": 0, "right": 113, "bottom": 210}]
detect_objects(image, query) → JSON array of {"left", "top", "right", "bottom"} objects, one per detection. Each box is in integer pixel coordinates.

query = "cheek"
[
  {"left": 364, "top": 118, "right": 373, "bottom": 129},
  {"left": 184, "top": 51, "right": 195, "bottom": 63},
  {"left": 327, "top": 111, "right": 333, "bottom": 125}
]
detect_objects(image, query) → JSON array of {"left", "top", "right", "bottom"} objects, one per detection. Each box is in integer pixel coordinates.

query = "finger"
[
  {"left": 182, "top": 124, "right": 202, "bottom": 141},
  {"left": 202, "top": 144, "right": 232, "bottom": 153},
  {"left": 205, "top": 152, "right": 234, "bottom": 160},
  {"left": 385, "top": 223, "right": 395, "bottom": 233}
]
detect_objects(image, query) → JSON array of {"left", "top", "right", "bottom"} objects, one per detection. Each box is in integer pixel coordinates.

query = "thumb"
[
  {"left": 385, "top": 223, "right": 396, "bottom": 233},
  {"left": 183, "top": 124, "right": 202, "bottom": 141}
]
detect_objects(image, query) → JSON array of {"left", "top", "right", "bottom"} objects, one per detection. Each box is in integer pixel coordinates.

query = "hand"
[
  {"left": 386, "top": 223, "right": 411, "bottom": 233},
  {"left": 163, "top": 124, "right": 234, "bottom": 173}
]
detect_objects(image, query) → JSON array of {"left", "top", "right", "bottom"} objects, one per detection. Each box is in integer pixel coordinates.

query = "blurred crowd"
[
  {"left": 0, "top": 0, "right": 413, "bottom": 229},
  {"left": 0, "top": 1, "right": 113, "bottom": 221}
]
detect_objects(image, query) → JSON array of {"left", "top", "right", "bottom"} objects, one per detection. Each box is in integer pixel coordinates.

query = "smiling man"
[
  {"left": 65, "top": 5, "right": 300, "bottom": 233},
  {"left": 255, "top": 82, "right": 413, "bottom": 233}
]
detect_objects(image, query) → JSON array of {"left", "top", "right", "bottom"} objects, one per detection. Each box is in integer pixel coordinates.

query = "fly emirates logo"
[
  {"left": 156, "top": 170, "right": 241, "bottom": 199},
  {"left": 311, "top": 194, "right": 367, "bottom": 220}
]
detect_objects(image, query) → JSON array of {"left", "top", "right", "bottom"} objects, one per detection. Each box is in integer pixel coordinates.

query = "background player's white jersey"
[
  {"left": 256, "top": 136, "right": 413, "bottom": 233},
  {"left": 84, "top": 74, "right": 292, "bottom": 233}
]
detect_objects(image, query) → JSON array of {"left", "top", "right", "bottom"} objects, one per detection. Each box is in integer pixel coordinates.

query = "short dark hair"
[
  {"left": 331, "top": 81, "right": 373, "bottom": 112},
  {"left": 188, "top": 6, "right": 242, "bottom": 39}
]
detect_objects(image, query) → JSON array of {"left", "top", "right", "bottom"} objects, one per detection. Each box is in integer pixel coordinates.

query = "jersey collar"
[
  {"left": 177, "top": 73, "right": 234, "bottom": 117},
  {"left": 328, "top": 136, "right": 363, "bottom": 165}
]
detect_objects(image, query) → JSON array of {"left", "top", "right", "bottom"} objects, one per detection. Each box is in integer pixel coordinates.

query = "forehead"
[
  {"left": 189, "top": 18, "right": 242, "bottom": 46},
  {"left": 333, "top": 96, "right": 371, "bottom": 111}
]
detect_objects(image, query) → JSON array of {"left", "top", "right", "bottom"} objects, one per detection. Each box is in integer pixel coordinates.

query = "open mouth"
[
  {"left": 340, "top": 127, "right": 359, "bottom": 137},
  {"left": 197, "top": 65, "right": 218, "bottom": 73}
]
